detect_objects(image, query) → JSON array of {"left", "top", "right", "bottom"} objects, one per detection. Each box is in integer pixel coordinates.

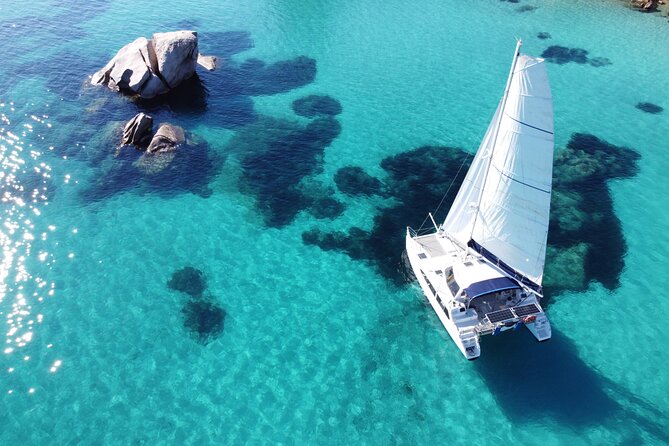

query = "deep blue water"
[{"left": 1, "top": 0, "right": 669, "bottom": 444}]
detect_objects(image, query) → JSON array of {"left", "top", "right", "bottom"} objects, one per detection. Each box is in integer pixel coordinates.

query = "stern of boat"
[
  {"left": 459, "top": 330, "right": 481, "bottom": 360},
  {"left": 477, "top": 301, "right": 552, "bottom": 343},
  {"left": 525, "top": 311, "right": 552, "bottom": 341}
]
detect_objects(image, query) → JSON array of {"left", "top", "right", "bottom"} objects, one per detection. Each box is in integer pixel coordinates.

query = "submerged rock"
[
  {"left": 121, "top": 112, "right": 153, "bottom": 147},
  {"left": 81, "top": 135, "right": 219, "bottom": 201},
  {"left": 235, "top": 115, "right": 342, "bottom": 227},
  {"left": 541, "top": 46, "right": 589, "bottom": 64},
  {"left": 182, "top": 300, "right": 226, "bottom": 344},
  {"left": 134, "top": 151, "right": 177, "bottom": 175},
  {"left": 334, "top": 166, "right": 383, "bottom": 196},
  {"left": 309, "top": 197, "right": 345, "bottom": 219},
  {"left": 168, "top": 266, "right": 207, "bottom": 297},
  {"left": 91, "top": 30, "right": 217, "bottom": 98},
  {"left": 636, "top": 102, "right": 664, "bottom": 114},
  {"left": 292, "top": 95, "right": 342, "bottom": 118}
]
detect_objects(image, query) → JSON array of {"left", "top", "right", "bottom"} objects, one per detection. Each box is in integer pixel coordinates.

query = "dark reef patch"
[
  {"left": 182, "top": 300, "right": 226, "bottom": 344},
  {"left": 80, "top": 136, "right": 220, "bottom": 202},
  {"left": 636, "top": 102, "right": 664, "bottom": 114},
  {"left": 292, "top": 95, "right": 343, "bottom": 118},
  {"left": 537, "top": 32, "right": 552, "bottom": 40},
  {"left": 543, "top": 133, "right": 639, "bottom": 295},
  {"left": 212, "top": 56, "right": 317, "bottom": 97},
  {"left": 232, "top": 116, "right": 342, "bottom": 227},
  {"left": 541, "top": 45, "right": 611, "bottom": 67},
  {"left": 517, "top": 5, "right": 538, "bottom": 12},
  {"left": 588, "top": 56, "right": 612, "bottom": 67},
  {"left": 304, "top": 146, "right": 471, "bottom": 284},
  {"left": 168, "top": 267, "right": 207, "bottom": 298},
  {"left": 303, "top": 133, "right": 640, "bottom": 297},
  {"left": 334, "top": 166, "right": 384, "bottom": 197},
  {"left": 309, "top": 197, "right": 346, "bottom": 220},
  {"left": 541, "top": 46, "right": 589, "bottom": 64}
]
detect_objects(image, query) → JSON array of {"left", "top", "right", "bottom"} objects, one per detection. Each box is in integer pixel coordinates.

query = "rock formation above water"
[
  {"left": 121, "top": 112, "right": 153, "bottom": 147},
  {"left": 91, "top": 30, "right": 217, "bottom": 99},
  {"left": 134, "top": 123, "right": 186, "bottom": 174},
  {"left": 146, "top": 123, "right": 185, "bottom": 154}
]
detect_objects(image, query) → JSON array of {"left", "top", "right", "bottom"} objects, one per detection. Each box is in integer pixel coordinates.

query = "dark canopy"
[{"left": 465, "top": 277, "right": 519, "bottom": 299}]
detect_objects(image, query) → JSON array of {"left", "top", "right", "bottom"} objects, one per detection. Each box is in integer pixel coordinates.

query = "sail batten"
[{"left": 443, "top": 51, "right": 554, "bottom": 286}]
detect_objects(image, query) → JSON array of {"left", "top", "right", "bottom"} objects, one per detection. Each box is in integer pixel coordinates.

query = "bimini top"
[{"left": 464, "top": 277, "right": 520, "bottom": 300}]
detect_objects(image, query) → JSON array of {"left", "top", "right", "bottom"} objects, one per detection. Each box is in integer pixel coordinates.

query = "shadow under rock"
[
  {"left": 137, "top": 73, "right": 257, "bottom": 128},
  {"left": 133, "top": 53, "right": 317, "bottom": 127}
]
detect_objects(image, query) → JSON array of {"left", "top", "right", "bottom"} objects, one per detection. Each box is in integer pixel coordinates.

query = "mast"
[{"left": 468, "top": 39, "right": 523, "bottom": 242}]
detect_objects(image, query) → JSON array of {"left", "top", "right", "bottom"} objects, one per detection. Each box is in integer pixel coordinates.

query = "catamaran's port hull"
[{"left": 406, "top": 232, "right": 481, "bottom": 359}]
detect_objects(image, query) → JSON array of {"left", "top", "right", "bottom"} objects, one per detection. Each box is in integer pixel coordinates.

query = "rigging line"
[
  {"left": 416, "top": 146, "right": 474, "bottom": 234},
  {"left": 503, "top": 113, "right": 554, "bottom": 135},
  {"left": 491, "top": 162, "right": 551, "bottom": 193}
]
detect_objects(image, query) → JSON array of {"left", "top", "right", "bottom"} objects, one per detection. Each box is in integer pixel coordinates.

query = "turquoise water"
[{"left": 2, "top": 0, "right": 669, "bottom": 444}]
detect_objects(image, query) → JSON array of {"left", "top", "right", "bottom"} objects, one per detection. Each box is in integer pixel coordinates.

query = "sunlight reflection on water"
[{"left": 1, "top": 101, "right": 60, "bottom": 393}]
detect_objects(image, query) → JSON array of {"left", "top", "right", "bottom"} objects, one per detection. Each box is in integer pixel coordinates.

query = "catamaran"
[{"left": 405, "top": 40, "right": 554, "bottom": 360}]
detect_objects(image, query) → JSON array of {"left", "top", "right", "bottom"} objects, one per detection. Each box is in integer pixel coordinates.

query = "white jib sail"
[{"left": 443, "top": 52, "right": 554, "bottom": 286}]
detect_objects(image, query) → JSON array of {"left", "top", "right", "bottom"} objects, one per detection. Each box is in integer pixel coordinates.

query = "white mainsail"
[{"left": 443, "top": 46, "right": 554, "bottom": 288}]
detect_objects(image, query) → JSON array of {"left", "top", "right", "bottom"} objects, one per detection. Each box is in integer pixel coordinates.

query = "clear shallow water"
[{"left": 1, "top": 0, "right": 669, "bottom": 444}]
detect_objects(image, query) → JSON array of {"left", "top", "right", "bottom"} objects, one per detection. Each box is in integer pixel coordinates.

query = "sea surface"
[{"left": 1, "top": 0, "right": 668, "bottom": 444}]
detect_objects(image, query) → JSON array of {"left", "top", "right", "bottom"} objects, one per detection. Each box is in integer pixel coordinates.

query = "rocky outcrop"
[
  {"left": 91, "top": 30, "right": 217, "bottom": 99},
  {"left": 146, "top": 123, "right": 185, "bottom": 153},
  {"left": 631, "top": 0, "right": 658, "bottom": 11},
  {"left": 121, "top": 113, "right": 153, "bottom": 147},
  {"left": 197, "top": 54, "right": 217, "bottom": 71}
]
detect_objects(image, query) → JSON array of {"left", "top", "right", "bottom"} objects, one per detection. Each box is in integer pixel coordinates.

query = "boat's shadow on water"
[
  {"left": 476, "top": 330, "right": 616, "bottom": 425},
  {"left": 475, "top": 330, "right": 669, "bottom": 442}
]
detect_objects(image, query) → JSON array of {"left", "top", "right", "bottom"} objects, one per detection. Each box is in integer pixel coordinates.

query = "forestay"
[{"left": 443, "top": 52, "right": 554, "bottom": 288}]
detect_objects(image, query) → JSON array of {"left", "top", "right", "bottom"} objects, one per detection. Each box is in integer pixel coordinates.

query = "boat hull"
[
  {"left": 405, "top": 232, "right": 481, "bottom": 360},
  {"left": 405, "top": 230, "right": 551, "bottom": 359}
]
